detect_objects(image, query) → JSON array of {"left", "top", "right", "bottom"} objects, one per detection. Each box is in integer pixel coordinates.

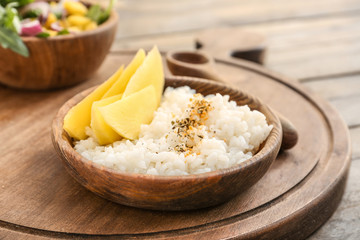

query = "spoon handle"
[{"left": 166, "top": 50, "right": 298, "bottom": 150}]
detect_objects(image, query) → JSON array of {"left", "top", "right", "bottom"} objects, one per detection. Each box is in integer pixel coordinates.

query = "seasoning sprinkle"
[{"left": 169, "top": 94, "right": 213, "bottom": 154}]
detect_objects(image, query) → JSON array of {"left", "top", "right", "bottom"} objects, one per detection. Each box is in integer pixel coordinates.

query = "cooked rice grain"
[{"left": 74, "top": 86, "right": 272, "bottom": 175}]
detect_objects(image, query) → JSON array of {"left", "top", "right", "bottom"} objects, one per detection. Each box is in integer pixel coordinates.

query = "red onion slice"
[
  {"left": 20, "top": 19, "right": 43, "bottom": 36},
  {"left": 50, "top": 22, "right": 64, "bottom": 32}
]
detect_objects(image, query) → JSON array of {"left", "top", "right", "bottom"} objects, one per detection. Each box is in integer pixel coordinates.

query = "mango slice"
[
  {"left": 91, "top": 95, "right": 123, "bottom": 145},
  {"left": 122, "top": 46, "right": 164, "bottom": 105},
  {"left": 45, "top": 13, "right": 57, "bottom": 29},
  {"left": 84, "top": 21, "right": 98, "bottom": 31},
  {"left": 102, "top": 49, "right": 146, "bottom": 99},
  {"left": 67, "top": 15, "right": 92, "bottom": 29},
  {"left": 100, "top": 85, "right": 157, "bottom": 140},
  {"left": 64, "top": 0, "right": 88, "bottom": 16},
  {"left": 63, "top": 65, "right": 124, "bottom": 140}
]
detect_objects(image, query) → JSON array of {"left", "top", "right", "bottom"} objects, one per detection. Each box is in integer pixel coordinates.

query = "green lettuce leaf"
[
  {"left": 86, "top": 0, "right": 116, "bottom": 24},
  {"left": 0, "top": 26, "right": 29, "bottom": 57},
  {"left": 36, "top": 32, "right": 50, "bottom": 38},
  {"left": 0, "top": 0, "right": 33, "bottom": 8}
]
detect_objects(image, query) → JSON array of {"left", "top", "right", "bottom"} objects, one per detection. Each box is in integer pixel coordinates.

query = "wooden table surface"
[
  {"left": 93, "top": 0, "right": 360, "bottom": 238},
  {"left": 1, "top": 0, "right": 358, "bottom": 239}
]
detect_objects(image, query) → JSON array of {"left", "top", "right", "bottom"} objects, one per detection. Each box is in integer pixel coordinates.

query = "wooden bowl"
[
  {"left": 0, "top": 10, "right": 118, "bottom": 90},
  {"left": 51, "top": 77, "right": 282, "bottom": 210}
]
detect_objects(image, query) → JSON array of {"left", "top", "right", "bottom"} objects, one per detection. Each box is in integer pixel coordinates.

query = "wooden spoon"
[{"left": 166, "top": 50, "right": 298, "bottom": 150}]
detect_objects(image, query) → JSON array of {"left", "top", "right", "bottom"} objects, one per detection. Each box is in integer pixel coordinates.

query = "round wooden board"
[{"left": 0, "top": 52, "right": 351, "bottom": 240}]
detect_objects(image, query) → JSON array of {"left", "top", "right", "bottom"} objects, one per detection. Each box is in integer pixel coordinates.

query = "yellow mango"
[
  {"left": 67, "top": 15, "right": 91, "bottom": 29},
  {"left": 68, "top": 26, "right": 82, "bottom": 32},
  {"left": 59, "top": 19, "right": 69, "bottom": 28},
  {"left": 91, "top": 95, "right": 123, "bottom": 145},
  {"left": 41, "top": 27, "right": 57, "bottom": 37},
  {"left": 122, "top": 46, "right": 164, "bottom": 105},
  {"left": 63, "top": 65, "right": 124, "bottom": 140},
  {"left": 100, "top": 85, "right": 157, "bottom": 140},
  {"left": 64, "top": 0, "right": 88, "bottom": 16},
  {"left": 102, "top": 49, "right": 146, "bottom": 99},
  {"left": 45, "top": 12, "right": 57, "bottom": 28},
  {"left": 84, "top": 21, "right": 97, "bottom": 31}
]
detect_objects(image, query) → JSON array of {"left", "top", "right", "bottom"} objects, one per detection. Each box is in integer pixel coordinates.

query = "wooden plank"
[
  {"left": 249, "top": 14, "right": 360, "bottom": 46},
  {"left": 350, "top": 127, "right": 360, "bottom": 160},
  {"left": 328, "top": 95, "right": 360, "bottom": 128},
  {"left": 250, "top": 15, "right": 360, "bottom": 79},
  {"left": 110, "top": 12, "right": 360, "bottom": 48},
  {"left": 266, "top": 37, "right": 360, "bottom": 80},
  {"left": 302, "top": 75, "right": 360, "bottom": 159},
  {"left": 302, "top": 74, "right": 360, "bottom": 159},
  {"left": 308, "top": 158, "right": 360, "bottom": 240},
  {"left": 107, "top": 0, "right": 360, "bottom": 38},
  {"left": 109, "top": 11, "right": 360, "bottom": 80},
  {"left": 111, "top": 33, "right": 195, "bottom": 52},
  {"left": 303, "top": 74, "right": 360, "bottom": 100}
]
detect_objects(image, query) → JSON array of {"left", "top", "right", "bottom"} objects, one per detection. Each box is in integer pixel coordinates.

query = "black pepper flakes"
[{"left": 169, "top": 94, "right": 213, "bottom": 154}]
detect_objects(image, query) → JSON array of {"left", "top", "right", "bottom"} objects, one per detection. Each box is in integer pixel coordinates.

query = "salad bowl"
[{"left": 0, "top": 1, "right": 118, "bottom": 90}]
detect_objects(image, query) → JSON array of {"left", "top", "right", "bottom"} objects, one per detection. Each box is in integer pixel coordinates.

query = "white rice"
[{"left": 74, "top": 86, "right": 272, "bottom": 176}]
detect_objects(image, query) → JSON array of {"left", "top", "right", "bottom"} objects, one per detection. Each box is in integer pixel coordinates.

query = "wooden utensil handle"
[
  {"left": 166, "top": 50, "right": 298, "bottom": 150},
  {"left": 166, "top": 51, "right": 224, "bottom": 82}
]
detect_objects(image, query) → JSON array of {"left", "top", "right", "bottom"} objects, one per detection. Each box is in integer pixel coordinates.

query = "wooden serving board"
[{"left": 0, "top": 51, "right": 351, "bottom": 239}]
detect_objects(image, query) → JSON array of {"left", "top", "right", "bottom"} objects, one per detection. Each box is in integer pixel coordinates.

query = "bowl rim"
[
  {"left": 21, "top": 7, "right": 118, "bottom": 42},
  {"left": 52, "top": 76, "right": 282, "bottom": 181}
]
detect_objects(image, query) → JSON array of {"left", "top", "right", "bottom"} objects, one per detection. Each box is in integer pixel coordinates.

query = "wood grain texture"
[
  {"left": 308, "top": 160, "right": 360, "bottom": 240},
  {"left": 303, "top": 74, "right": 360, "bottom": 100},
  {"left": 0, "top": 52, "right": 351, "bottom": 239},
  {"left": 251, "top": 14, "right": 360, "bottom": 80},
  {"left": 303, "top": 75, "right": 360, "bottom": 160},
  {"left": 328, "top": 95, "right": 360, "bottom": 128},
  {"left": 350, "top": 127, "right": 360, "bottom": 160},
  {"left": 110, "top": 0, "right": 360, "bottom": 38},
  {"left": 1, "top": 0, "right": 359, "bottom": 238},
  {"left": 0, "top": 8, "right": 118, "bottom": 90},
  {"left": 110, "top": 9, "right": 360, "bottom": 80},
  {"left": 303, "top": 74, "right": 360, "bottom": 128}
]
